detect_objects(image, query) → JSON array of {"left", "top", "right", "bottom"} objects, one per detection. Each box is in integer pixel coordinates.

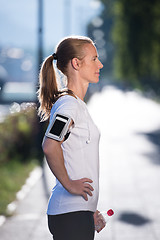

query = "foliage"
[
  {"left": 112, "top": 0, "right": 160, "bottom": 94},
  {"left": 88, "top": 0, "right": 160, "bottom": 95},
  {"left": 0, "top": 103, "right": 47, "bottom": 216},
  {"left": 0, "top": 160, "right": 37, "bottom": 216},
  {"left": 0, "top": 103, "right": 42, "bottom": 165}
]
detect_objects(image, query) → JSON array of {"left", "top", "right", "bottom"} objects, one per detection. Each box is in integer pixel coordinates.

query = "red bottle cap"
[{"left": 107, "top": 209, "right": 114, "bottom": 216}]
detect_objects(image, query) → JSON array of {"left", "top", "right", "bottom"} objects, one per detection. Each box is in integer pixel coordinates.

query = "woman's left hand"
[{"left": 93, "top": 210, "right": 106, "bottom": 233}]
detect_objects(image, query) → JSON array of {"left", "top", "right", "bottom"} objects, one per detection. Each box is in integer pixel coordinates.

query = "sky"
[{"left": 0, "top": 0, "right": 103, "bottom": 55}]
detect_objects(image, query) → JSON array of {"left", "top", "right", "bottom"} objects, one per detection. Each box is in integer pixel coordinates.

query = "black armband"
[{"left": 45, "top": 113, "right": 72, "bottom": 141}]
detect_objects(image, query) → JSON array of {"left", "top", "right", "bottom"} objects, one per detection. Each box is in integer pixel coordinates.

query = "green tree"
[
  {"left": 88, "top": 0, "right": 160, "bottom": 94},
  {"left": 112, "top": 0, "right": 160, "bottom": 94}
]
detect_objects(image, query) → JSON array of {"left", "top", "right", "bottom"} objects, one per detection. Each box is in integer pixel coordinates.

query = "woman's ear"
[{"left": 71, "top": 58, "right": 81, "bottom": 70}]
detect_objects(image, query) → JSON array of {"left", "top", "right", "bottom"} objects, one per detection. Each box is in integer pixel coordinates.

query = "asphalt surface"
[{"left": 0, "top": 85, "right": 160, "bottom": 240}]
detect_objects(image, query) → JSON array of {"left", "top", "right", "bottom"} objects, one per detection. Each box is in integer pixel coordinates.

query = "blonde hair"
[{"left": 37, "top": 36, "right": 94, "bottom": 121}]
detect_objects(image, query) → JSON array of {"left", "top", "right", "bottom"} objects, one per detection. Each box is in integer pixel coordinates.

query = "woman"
[{"left": 38, "top": 36, "right": 105, "bottom": 240}]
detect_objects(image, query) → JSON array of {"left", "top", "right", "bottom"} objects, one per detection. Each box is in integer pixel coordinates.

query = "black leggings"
[{"left": 48, "top": 211, "right": 95, "bottom": 240}]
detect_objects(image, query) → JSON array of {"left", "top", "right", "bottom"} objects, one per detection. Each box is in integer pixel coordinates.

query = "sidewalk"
[
  {"left": 0, "top": 86, "right": 160, "bottom": 240},
  {"left": 0, "top": 167, "right": 51, "bottom": 240},
  {"left": 88, "top": 87, "right": 160, "bottom": 240}
]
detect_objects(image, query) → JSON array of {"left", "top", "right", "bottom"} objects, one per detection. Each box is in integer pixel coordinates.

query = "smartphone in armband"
[{"left": 45, "top": 113, "right": 72, "bottom": 141}]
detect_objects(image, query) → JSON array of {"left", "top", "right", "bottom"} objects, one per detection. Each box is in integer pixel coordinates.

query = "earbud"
[{"left": 86, "top": 139, "right": 90, "bottom": 144}]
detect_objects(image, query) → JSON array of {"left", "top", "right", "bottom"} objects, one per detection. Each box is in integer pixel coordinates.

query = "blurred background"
[{"left": 0, "top": 0, "right": 160, "bottom": 240}]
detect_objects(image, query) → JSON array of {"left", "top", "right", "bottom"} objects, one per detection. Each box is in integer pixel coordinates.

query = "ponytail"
[
  {"left": 37, "top": 55, "right": 75, "bottom": 121},
  {"left": 37, "top": 55, "right": 58, "bottom": 121}
]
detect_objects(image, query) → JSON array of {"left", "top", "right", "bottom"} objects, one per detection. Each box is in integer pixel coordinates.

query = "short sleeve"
[{"left": 50, "top": 95, "right": 78, "bottom": 125}]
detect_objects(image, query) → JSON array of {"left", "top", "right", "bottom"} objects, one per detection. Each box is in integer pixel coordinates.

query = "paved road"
[
  {"left": 0, "top": 85, "right": 160, "bottom": 240},
  {"left": 89, "top": 86, "right": 160, "bottom": 240},
  {"left": 0, "top": 169, "right": 51, "bottom": 240}
]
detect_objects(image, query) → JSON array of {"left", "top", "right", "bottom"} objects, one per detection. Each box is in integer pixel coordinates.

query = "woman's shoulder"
[
  {"left": 55, "top": 94, "right": 78, "bottom": 107},
  {"left": 51, "top": 94, "right": 79, "bottom": 113},
  {"left": 59, "top": 94, "right": 78, "bottom": 102},
  {"left": 50, "top": 94, "right": 79, "bottom": 122}
]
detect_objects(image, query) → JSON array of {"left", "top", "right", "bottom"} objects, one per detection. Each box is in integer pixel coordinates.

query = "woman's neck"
[{"left": 67, "top": 79, "right": 89, "bottom": 101}]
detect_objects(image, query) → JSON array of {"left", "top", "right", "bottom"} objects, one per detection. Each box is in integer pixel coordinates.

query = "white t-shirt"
[{"left": 46, "top": 95, "right": 100, "bottom": 215}]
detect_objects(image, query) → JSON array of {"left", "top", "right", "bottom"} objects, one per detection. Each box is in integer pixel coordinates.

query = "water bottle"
[{"left": 95, "top": 209, "right": 114, "bottom": 232}]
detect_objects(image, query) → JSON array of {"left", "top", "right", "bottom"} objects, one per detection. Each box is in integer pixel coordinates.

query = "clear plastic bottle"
[{"left": 95, "top": 209, "right": 114, "bottom": 232}]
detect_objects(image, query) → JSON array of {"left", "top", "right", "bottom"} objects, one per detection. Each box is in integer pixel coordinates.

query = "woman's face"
[{"left": 79, "top": 44, "right": 103, "bottom": 84}]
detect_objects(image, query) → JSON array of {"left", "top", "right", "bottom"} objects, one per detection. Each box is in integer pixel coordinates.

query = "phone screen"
[{"left": 49, "top": 119, "right": 66, "bottom": 137}]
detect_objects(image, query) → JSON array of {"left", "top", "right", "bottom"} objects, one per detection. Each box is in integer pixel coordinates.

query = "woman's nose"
[{"left": 98, "top": 59, "right": 103, "bottom": 69}]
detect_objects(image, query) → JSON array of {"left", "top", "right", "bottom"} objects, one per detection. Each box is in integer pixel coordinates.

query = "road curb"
[{"left": 0, "top": 166, "right": 42, "bottom": 227}]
